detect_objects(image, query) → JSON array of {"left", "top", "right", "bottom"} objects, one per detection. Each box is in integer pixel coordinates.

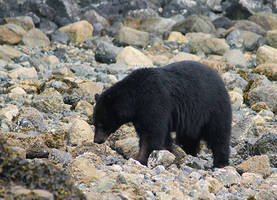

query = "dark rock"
[
  {"left": 81, "top": 8, "right": 109, "bottom": 27},
  {"left": 212, "top": 16, "right": 234, "bottom": 29},
  {"left": 162, "top": 0, "right": 210, "bottom": 18},
  {"left": 27, "top": 12, "right": 41, "bottom": 25},
  {"left": 95, "top": 41, "right": 122, "bottom": 64},
  {"left": 50, "top": 30, "right": 70, "bottom": 44},
  {"left": 54, "top": 16, "right": 72, "bottom": 26},
  {"left": 53, "top": 47, "right": 67, "bottom": 61},
  {"left": 93, "top": 22, "right": 105, "bottom": 36},
  {"left": 253, "top": 132, "right": 277, "bottom": 155},
  {"left": 241, "top": 31, "right": 265, "bottom": 51},
  {"left": 40, "top": 19, "right": 58, "bottom": 34}
]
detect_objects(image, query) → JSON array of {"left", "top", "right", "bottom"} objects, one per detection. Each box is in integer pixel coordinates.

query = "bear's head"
[{"left": 92, "top": 93, "right": 123, "bottom": 144}]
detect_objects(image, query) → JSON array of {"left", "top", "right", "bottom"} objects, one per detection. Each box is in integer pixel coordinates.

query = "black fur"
[{"left": 92, "top": 61, "right": 232, "bottom": 167}]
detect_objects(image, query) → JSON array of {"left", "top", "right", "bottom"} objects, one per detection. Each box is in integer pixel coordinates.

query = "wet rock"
[
  {"left": 213, "top": 167, "right": 241, "bottom": 187},
  {"left": 118, "top": 26, "right": 149, "bottom": 48},
  {"left": 0, "top": 24, "right": 26, "bottom": 44},
  {"left": 4, "top": 16, "right": 34, "bottom": 31},
  {"left": 172, "top": 15, "right": 216, "bottom": 35},
  {"left": 116, "top": 46, "right": 153, "bottom": 66},
  {"left": 59, "top": 20, "right": 93, "bottom": 43},
  {"left": 22, "top": 28, "right": 51, "bottom": 48},
  {"left": 67, "top": 118, "right": 94, "bottom": 146},
  {"left": 256, "top": 45, "right": 277, "bottom": 64},
  {"left": 49, "top": 30, "right": 70, "bottom": 44},
  {"left": 254, "top": 63, "right": 277, "bottom": 81},
  {"left": 32, "top": 88, "right": 71, "bottom": 113},
  {"left": 236, "top": 155, "right": 271, "bottom": 176},
  {"left": 95, "top": 41, "right": 122, "bottom": 64},
  {"left": 0, "top": 45, "right": 23, "bottom": 61},
  {"left": 222, "top": 49, "right": 248, "bottom": 68}
]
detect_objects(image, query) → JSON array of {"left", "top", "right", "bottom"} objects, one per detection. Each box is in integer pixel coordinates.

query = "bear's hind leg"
[{"left": 203, "top": 120, "right": 231, "bottom": 168}]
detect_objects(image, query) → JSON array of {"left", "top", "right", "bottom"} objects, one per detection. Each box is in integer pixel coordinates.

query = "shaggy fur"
[{"left": 92, "top": 61, "right": 232, "bottom": 167}]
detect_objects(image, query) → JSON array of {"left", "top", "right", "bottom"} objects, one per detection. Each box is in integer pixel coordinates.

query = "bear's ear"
[{"left": 95, "top": 93, "right": 100, "bottom": 102}]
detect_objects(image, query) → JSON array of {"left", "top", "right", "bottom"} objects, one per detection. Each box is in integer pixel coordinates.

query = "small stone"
[
  {"left": 43, "top": 55, "right": 60, "bottom": 66},
  {"left": 59, "top": 20, "right": 93, "bottom": 43},
  {"left": 67, "top": 118, "right": 94, "bottom": 146},
  {"left": 0, "top": 104, "right": 19, "bottom": 121},
  {"left": 147, "top": 150, "right": 176, "bottom": 168},
  {"left": 8, "top": 67, "right": 38, "bottom": 79},
  {"left": 254, "top": 63, "right": 277, "bottom": 81},
  {"left": 32, "top": 189, "right": 54, "bottom": 200},
  {"left": 213, "top": 166, "right": 241, "bottom": 187},
  {"left": 168, "top": 52, "right": 201, "bottom": 63},
  {"left": 0, "top": 45, "right": 23, "bottom": 61},
  {"left": 52, "top": 67, "right": 75, "bottom": 79},
  {"left": 114, "top": 137, "right": 139, "bottom": 159},
  {"left": 67, "top": 157, "right": 100, "bottom": 184},
  {"left": 75, "top": 100, "right": 94, "bottom": 117},
  {"left": 116, "top": 46, "right": 153, "bottom": 66},
  {"left": 118, "top": 26, "right": 149, "bottom": 47},
  {"left": 236, "top": 155, "right": 271, "bottom": 176},
  {"left": 167, "top": 31, "right": 188, "bottom": 43},
  {"left": 229, "top": 91, "right": 243, "bottom": 110},
  {"left": 22, "top": 28, "right": 50, "bottom": 48},
  {"left": 222, "top": 49, "right": 248, "bottom": 68}
]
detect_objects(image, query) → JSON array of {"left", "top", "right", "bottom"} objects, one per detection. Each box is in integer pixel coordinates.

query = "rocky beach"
[{"left": 0, "top": 0, "right": 277, "bottom": 199}]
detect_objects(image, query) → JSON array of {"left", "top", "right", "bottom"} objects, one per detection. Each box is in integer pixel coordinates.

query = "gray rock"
[
  {"left": 172, "top": 15, "right": 216, "bottom": 35},
  {"left": 222, "top": 72, "right": 248, "bottom": 90},
  {"left": 50, "top": 30, "right": 69, "bottom": 44},
  {"left": 118, "top": 26, "right": 149, "bottom": 48},
  {"left": 95, "top": 41, "right": 122, "bottom": 64},
  {"left": 241, "top": 31, "right": 265, "bottom": 51},
  {"left": 13, "top": 107, "right": 46, "bottom": 132},
  {"left": 247, "top": 84, "right": 277, "bottom": 112},
  {"left": 32, "top": 88, "right": 71, "bottom": 113},
  {"left": 222, "top": 49, "right": 249, "bottom": 68},
  {"left": 213, "top": 167, "right": 241, "bottom": 187},
  {"left": 252, "top": 132, "right": 277, "bottom": 155},
  {"left": 39, "top": 19, "right": 57, "bottom": 34},
  {"left": 22, "top": 28, "right": 51, "bottom": 48},
  {"left": 48, "top": 148, "right": 72, "bottom": 166},
  {"left": 114, "top": 137, "right": 139, "bottom": 159},
  {"left": 226, "top": 29, "right": 244, "bottom": 49},
  {"left": 147, "top": 150, "right": 176, "bottom": 168}
]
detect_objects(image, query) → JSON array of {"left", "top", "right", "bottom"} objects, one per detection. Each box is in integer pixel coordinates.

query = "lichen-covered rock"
[
  {"left": 254, "top": 63, "right": 277, "bottom": 81},
  {"left": 256, "top": 45, "right": 277, "bottom": 64},
  {"left": 0, "top": 136, "right": 86, "bottom": 199},
  {"left": 147, "top": 150, "right": 176, "bottom": 168}
]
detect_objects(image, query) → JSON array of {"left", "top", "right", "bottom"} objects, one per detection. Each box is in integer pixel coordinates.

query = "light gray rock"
[
  {"left": 222, "top": 49, "right": 249, "bottom": 68},
  {"left": 22, "top": 28, "right": 50, "bottom": 48},
  {"left": 147, "top": 150, "right": 176, "bottom": 168},
  {"left": 222, "top": 72, "right": 248, "bottom": 90}
]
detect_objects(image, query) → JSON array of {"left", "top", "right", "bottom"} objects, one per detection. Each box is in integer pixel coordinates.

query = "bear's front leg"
[{"left": 135, "top": 128, "right": 168, "bottom": 165}]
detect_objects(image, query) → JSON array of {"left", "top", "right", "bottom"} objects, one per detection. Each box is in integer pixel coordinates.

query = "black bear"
[{"left": 92, "top": 61, "right": 232, "bottom": 167}]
